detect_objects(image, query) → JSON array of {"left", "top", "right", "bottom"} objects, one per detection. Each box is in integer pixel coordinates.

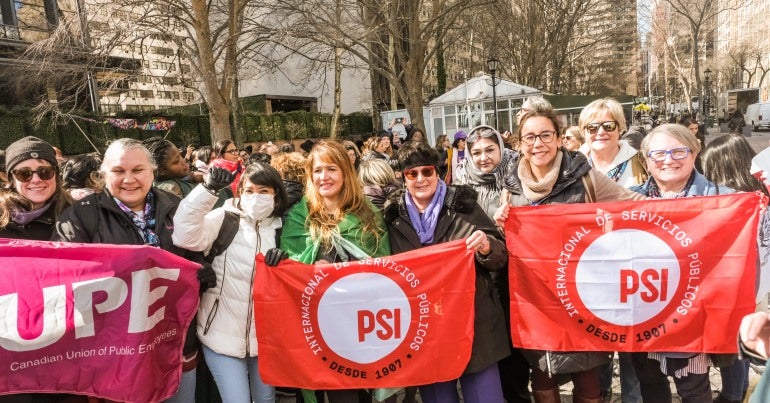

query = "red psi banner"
[
  {"left": 0, "top": 239, "right": 200, "bottom": 402},
  {"left": 253, "top": 240, "right": 476, "bottom": 389},
  {"left": 506, "top": 193, "right": 763, "bottom": 353}
]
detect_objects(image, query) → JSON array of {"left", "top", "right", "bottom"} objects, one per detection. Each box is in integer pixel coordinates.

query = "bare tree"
[
  {"left": 658, "top": 0, "right": 749, "bottom": 112},
  {"left": 0, "top": 9, "right": 136, "bottom": 126},
  {"left": 471, "top": 0, "right": 621, "bottom": 95},
  {"left": 270, "top": 0, "right": 490, "bottom": 129}
]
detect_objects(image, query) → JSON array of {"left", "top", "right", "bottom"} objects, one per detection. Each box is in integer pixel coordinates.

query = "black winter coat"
[
  {"left": 0, "top": 203, "right": 58, "bottom": 241},
  {"left": 52, "top": 188, "right": 188, "bottom": 258},
  {"left": 52, "top": 188, "right": 203, "bottom": 356},
  {"left": 383, "top": 185, "right": 510, "bottom": 374}
]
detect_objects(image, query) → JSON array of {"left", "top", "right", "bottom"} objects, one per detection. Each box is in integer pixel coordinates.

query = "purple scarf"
[
  {"left": 405, "top": 180, "right": 447, "bottom": 245},
  {"left": 12, "top": 202, "right": 52, "bottom": 226}
]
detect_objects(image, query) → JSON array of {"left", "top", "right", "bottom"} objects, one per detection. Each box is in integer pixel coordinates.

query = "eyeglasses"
[
  {"left": 403, "top": 166, "right": 436, "bottom": 180},
  {"left": 225, "top": 149, "right": 239, "bottom": 155},
  {"left": 585, "top": 121, "right": 619, "bottom": 134},
  {"left": 647, "top": 147, "right": 691, "bottom": 162},
  {"left": 468, "top": 127, "right": 498, "bottom": 143},
  {"left": 520, "top": 131, "right": 556, "bottom": 146},
  {"left": 11, "top": 166, "right": 57, "bottom": 182}
]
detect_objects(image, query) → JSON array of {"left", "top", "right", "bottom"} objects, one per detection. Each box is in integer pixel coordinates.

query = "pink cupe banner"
[{"left": 0, "top": 238, "right": 200, "bottom": 402}]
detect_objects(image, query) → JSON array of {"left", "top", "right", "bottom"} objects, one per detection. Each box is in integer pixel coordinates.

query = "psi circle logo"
[
  {"left": 317, "top": 273, "right": 411, "bottom": 364},
  {"left": 575, "top": 229, "right": 681, "bottom": 326}
]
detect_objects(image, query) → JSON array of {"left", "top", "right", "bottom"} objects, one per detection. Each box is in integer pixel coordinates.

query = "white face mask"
[{"left": 239, "top": 193, "right": 274, "bottom": 221}]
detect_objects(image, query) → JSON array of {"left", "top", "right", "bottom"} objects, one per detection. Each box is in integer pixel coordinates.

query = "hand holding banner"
[
  {"left": 506, "top": 193, "right": 762, "bottom": 353},
  {"left": 253, "top": 239, "right": 476, "bottom": 389},
  {"left": 0, "top": 239, "right": 200, "bottom": 402}
]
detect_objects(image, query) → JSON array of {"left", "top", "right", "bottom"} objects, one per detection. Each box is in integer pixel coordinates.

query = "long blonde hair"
[{"left": 305, "top": 141, "right": 383, "bottom": 247}]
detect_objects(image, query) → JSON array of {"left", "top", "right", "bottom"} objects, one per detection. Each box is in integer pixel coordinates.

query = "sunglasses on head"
[
  {"left": 467, "top": 126, "right": 498, "bottom": 143},
  {"left": 403, "top": 166, "right": 436, "bottom": 180},
  {"left": 11, "top": 165, "right": 57, "bottom": 182},
  {"left": 584, "top": 121, "right": 618, "bottom": 134}
]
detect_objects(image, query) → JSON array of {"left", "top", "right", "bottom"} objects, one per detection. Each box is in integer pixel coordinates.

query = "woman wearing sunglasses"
[
  {"left": 580, "top": 98, "right": 646, "bottom": 403},
  {"left": 580, "top": 98, "right": 648, "bottom": 189},
  {"left": 211, "top": 139, "right": 242, "bottom": 197},
  {"left": 628, "top": 124, "right": 733, "bottom": 403},
  {"left": 0, "top": 136, "right": 72, "bottom": 240},
  {"left": 494, "top": 110, "right": 643, "bottom": 403},
  {"left": 561, "top": 126, "right": 584, "bottom": 152},
  {"left": 275, "top": 140, "right": 390, "bottom": 403},
  {"left": 383, "top": 143, "right": 509, "bottom": 403}
]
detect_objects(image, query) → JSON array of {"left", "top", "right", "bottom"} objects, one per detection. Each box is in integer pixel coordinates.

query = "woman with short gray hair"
[{"left": 53, "top": 138, "right": 205, "bottom": 403}]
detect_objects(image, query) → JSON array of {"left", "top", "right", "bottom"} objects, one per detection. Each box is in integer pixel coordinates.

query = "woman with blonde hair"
[
  {"left": 359, "top": 158, "right": 400, "bottom": 210},
  {"left": 562, "top": 126, "right": 584, "bottom": 152},
  {"left": 267, "top": 141, "right": 390, "bottom": 403},
  {"left": 579, "top": 98, "right": 647, "bottom": 189}
]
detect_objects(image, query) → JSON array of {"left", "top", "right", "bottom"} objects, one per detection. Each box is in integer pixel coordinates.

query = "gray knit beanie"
[{"left": 5, "top": 136, "right": 58, "bottom": 175}]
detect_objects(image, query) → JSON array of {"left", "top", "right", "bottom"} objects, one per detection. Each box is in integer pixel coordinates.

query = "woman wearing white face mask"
[{"left": 172, "top": 162, "right": 289, "bottom": 403}]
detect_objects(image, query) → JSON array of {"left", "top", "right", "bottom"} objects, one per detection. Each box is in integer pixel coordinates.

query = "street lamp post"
[
  {"left": 703, "top": 68, "right": 712, "bottom": 121},
  {"left": 486, "top": 56, "right": 499, "bottom": 129}
]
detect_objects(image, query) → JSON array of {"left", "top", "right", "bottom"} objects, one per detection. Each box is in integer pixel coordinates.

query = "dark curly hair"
[
  {"left": 141, "top": 137, "right": 177, "bottom": 180},
  {"left": 61, "top": 153, "right": 102, "bottom": 189}
]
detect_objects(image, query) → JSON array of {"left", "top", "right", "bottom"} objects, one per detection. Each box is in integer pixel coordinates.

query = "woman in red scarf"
[{"left": 210, "top": 139, "right": 243, "bottom": 196}]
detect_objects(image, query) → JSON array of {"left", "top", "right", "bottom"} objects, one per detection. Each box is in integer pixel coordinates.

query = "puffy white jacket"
[{"left": 172, "top": 185, "right": 281, "bottom": 358}]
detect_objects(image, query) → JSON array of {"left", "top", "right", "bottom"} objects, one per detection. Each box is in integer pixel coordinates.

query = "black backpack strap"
[{"left": 204, "top": 211, "right": 240, "bottom": 263}]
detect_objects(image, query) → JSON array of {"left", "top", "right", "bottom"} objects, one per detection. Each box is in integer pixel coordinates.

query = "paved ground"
[{"left": 706, "top": 126, "right": 770, "bottom": 152}]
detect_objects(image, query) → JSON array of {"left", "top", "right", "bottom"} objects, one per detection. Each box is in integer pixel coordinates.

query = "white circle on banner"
[
  {"left": 575, "top": 229, "right": 680, "bottom": 326},
  {"left": 317, "top": 273, "right": 411, "bottom": 364}
]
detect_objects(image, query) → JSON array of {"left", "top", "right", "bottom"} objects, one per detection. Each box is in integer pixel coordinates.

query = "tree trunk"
[
  {"left": 192, "top": 0, "right": 232, "bottom": 143},
  {"left": 230, "top": 74, "right": 245, "bottom": 147},
  {"left": 330, "top": 45, "right": 342, "bottom": 139}
]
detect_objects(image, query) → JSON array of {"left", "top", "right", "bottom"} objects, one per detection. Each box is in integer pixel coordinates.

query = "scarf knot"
[{"left": 405, "top": 180, "right": 446, "bottom": 244}]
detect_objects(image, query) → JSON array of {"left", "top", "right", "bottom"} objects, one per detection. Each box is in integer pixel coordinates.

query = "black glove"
[
  {"left": 265, "top": 248, "right": 288, "bottom": 267},
  {"left": 204, "top": 167, "right": 235, "bottom": 193},
  {"left": 197, "top": 263, "right": 217, "bottom": 292}
]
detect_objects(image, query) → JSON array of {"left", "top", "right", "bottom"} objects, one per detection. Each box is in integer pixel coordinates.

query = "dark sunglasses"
[
  {"left": 403, "top": 166, "right": 436, "bottom": 180},
  {"left": 585, "top": 121, "right": 618, "bottom": 134},
  {"left": 11, "top": 166, "right": 57, "bottom": 182}
]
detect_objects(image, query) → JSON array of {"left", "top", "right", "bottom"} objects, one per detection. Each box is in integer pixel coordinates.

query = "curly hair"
[
  {"left": 141, "top": 137, "right": 176, "bottom": 179},
  {"left": 271, "top": 151, "right": 307, "bottom": 184}
]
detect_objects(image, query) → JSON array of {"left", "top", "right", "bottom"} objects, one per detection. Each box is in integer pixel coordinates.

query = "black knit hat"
[
  {"left": 5, "top": 136, "right": 58, "bottom": 175},
  {"left": 300, "top": 139, "right": 315, "bottom": 154},
  {"left": 396, "top": 143, "right": 440, "bottom": 172}
]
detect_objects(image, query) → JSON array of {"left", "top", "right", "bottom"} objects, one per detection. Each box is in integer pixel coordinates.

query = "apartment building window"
[
  {"left": 151, "top": 46, "right": 175, "bottom": 57},
  {"left": 180, "top": 64, "right": 191, "bottom": 74},
  {"left": 102, "top": 104, "right": 122, "bottom": 115},
  {"left": 157, "top": 91, "right": 179, "bottom": 100},
  {"left": 152, "top": 61, "right": 176, "bottom": 71},
  {"left": 135, "top": 75, "right": 153, "bottom": 83},
  {"left": 125, "top": 105, "right": 156, "bottom": 112},
  {"left": 160, "top": 76, "right": 178, "bottom": 85},
  {"left": 182, "top": 92, "right": 195, "bottom": 102}
]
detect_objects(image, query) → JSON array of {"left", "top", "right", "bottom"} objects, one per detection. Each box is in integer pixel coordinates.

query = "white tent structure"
[{"left": 423, "top": 73, "right": 541, "bottom": 142}]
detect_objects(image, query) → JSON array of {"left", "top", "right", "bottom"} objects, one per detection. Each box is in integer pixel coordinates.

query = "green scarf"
[{"left": 281, "top": 197, "right": 390, "bottom": 263}]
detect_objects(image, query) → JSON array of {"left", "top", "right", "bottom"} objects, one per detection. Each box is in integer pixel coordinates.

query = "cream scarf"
[{"left": 518, "top": 150, "right": 563, "bottom": 202}]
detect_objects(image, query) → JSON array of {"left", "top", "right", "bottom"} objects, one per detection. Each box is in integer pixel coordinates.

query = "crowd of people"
[{"left": 0, "top": 96, "right": 768, "bottom": 403}]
